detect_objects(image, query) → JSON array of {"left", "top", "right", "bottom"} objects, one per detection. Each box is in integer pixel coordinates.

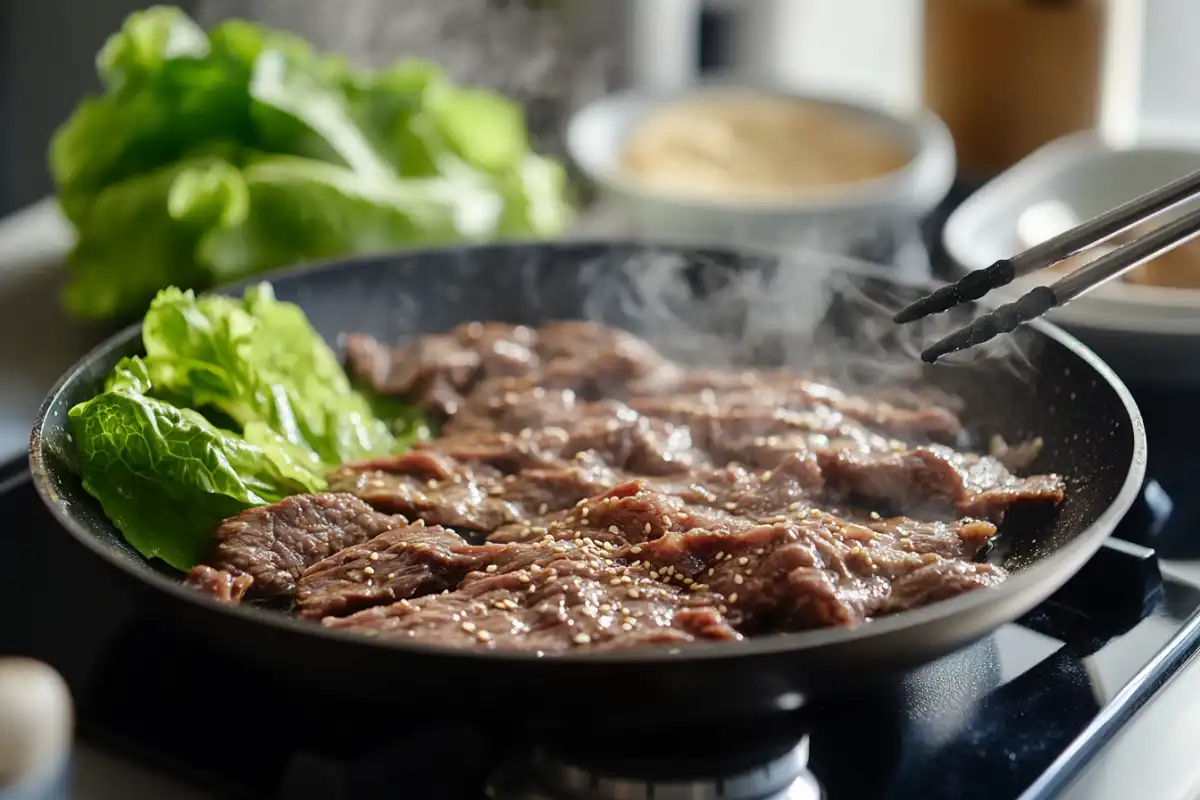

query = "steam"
[{"left": 571, "top": 242, "right": 1044, "bottom": 396}]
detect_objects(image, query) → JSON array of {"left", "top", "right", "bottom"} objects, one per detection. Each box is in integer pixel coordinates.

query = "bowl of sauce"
[{"left": 566, "top": 86, "right": 955, "bottom": 249}]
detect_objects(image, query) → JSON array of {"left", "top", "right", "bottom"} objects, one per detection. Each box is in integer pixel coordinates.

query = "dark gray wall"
[{"left": 0, "top": 0, "right": 197, "bottom": 215}]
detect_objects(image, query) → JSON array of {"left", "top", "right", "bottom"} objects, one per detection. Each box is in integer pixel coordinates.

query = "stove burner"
[{"left": 489, "top": 738, "right": 822, "bottom": 800}]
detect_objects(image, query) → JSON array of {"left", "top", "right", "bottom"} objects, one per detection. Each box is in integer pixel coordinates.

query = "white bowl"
[{"left": 565, "top": 84, "right": 956, "bottom": 250}]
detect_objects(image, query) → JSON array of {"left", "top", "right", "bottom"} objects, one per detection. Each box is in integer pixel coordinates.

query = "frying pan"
[{"left": 28, "top": 241, "right": 1145, "bottom": 730}]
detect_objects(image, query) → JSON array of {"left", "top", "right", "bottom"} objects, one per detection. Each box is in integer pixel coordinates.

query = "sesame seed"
[
  {"left": 386, "top": 573, "right": 395, "bottom": 580},
  {"left": 476, "top": 631, "right": 492, "bottom": 643},
  {"left": 724, "top": 502, "right": 737, "bottom": 510},
  {"left": 574, "top": 633, "right": 592, "bottom": 645},
  {"left": 581, "top": 508, "right": 590, "bottom": 518},
  {"left": 368, "top": 552, "right": 380, "bottom": 562},
  {"left": 414, "top": 519, "right": 426, "bottom": 528},
  {"left": 538, "top": 503, "right": 548, "bottom": 515},
  {"left": 729, "top": 592, "right": 739, "bottom": 603},
  {"left": 707, "top": 568, "right": 715, "bottom": 576},
  {"left": 738, "top": 557, "right": 749, "bottom": 565},
  {"left": 627, "top": 588, "right": 640, "bottom": 599},
  {"left": 789, "top": 502, "right": 802, "bottom": 511},
  {"left": 621, "top": 623, "right": 634, "bottom": 631},
  {"left": 733, "top": 574, "right": 745, "bottom": 585},
  {"left": 363, "top": 566, "right": 376, "bottom": 576},
  {"left": 462, "top": 622, "right": 477, "bottom": 633},
  {"left": 427, "top": 479, "right": 438, "bottom": 489},
  {"left": 610, "top": 578, "right": 622, "bottom": 586},
  {"left": 631, "top": 546, "right": 642, "bottom": 554},
  {"left": 609, "top": 525, "right": 620, "bottom": 535},
  {"left": 716, "top": 551, "right": 726, "bottom": 560},
  {"left": 662, "top": 515, "right": 671, "bottom": 526},
  {"left": 643, "top": 523, "right": 652, "bottom": 534},
  {"left": 870, "top": 511, "right": 881, "bottom": 520},
  {"left": 650, "top": 571, "right": 660, "bottom": 579},
  {"left": 485, "top": 564, "right": 498, "bottom": 573},
  {"left": 762, "top": 471, "right": 774, "bottom": 480}
]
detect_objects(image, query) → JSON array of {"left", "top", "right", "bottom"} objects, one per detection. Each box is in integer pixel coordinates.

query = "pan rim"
[{"left": 28, "top": 239, "right": 1148, "bottom": 666}]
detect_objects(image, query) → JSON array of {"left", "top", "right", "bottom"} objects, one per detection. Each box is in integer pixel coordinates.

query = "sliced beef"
[
  {"left": 344, "top": 333, "right": 481, "bottom": 416},
  {"left": 527, "top": 457, "right": 826, "bottom": 547},
  {"left": 817, "top": 446, "right": 1065, "bottom": 520},
  {"left": 296, "top": 522, "right": 475, "bottom": 619},
  {"left": 450, "top": 322, "right": 541, "bottom": 377},
  {"left": 617, "top": 515, "right": 1004, "bottom": 631},
  {"left": 445, "top": 378, "right": 584, "bottom": 434},
  {"left": 329, "top": 454, "right": 622, "bottom": 534},
  {"left": 188, "top": 493, "right": 408, "bottom": 600},
  {"left": 660, "top": 370, "right": 964, "bottom": 443},
  {"left": 324, "top": 556, "right": 740, "bottom": 652},
  {"left": 184, "top": 565, "right": 253, "bottom": 604},
  {"left": 884, "top": 561, "right": 1007, "bottom": 613},
  {"left": 534, "top": 321, "right": 679, "bottom": 392}
]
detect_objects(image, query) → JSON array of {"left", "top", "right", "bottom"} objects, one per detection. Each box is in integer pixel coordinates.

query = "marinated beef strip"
[
  {"left": 650, "top": 369, "right": 965, "bottom": 443},
  {"left": 184, "top": 565, "right": 253, "bottom": 604},
  {"left": 816, "top": 445, "right": 1066, "bottom": 520},
  {"left": 613, "top": 515, "right": 1004, "bottom": 631},
  {"left": 296, "top": 522, "right": 476, "bottom": 619},
  {"left": 324, "top": 556, "right": 741, "bottom": 652},
  {"left": 344, "top": 320, "right": 678, "bottom": 418},
  {"left": 328, "top": 450, "right": 623, "bottom": 534},
  {"left": 185, "top": 493, "right": 409, "bottom": 602}
]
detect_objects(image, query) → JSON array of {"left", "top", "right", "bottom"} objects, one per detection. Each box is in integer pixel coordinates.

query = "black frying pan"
[{"left": 28, "top": 241, "right": 1145, "bottom": 730}]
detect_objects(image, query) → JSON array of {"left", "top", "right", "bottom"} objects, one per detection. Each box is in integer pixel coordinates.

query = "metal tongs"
[{"left": 896, "top": 168, "right": 1200, "bottom": 362}]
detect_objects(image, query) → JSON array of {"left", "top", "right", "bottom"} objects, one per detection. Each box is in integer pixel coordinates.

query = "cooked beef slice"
[
  {"left": 324, "top": 556, "right": 740, "bottom": 652},
  {"left": 188, "top": 493, "right": 408, "bottom": 600},
  {"left": 329, "top": 454, "right": 622, "bottom": 534},
  {"left": 296, "top": 522, "right": 476, "bottom": 618},
  {"left": 616, "top": 515, "right": 1004, "bottom": 631},
  {"left": 184, "top": 565, "right": 253, "bottom": 604},
  {"left": 816, "top": 445, "right": 1065, "bottom": 520}
]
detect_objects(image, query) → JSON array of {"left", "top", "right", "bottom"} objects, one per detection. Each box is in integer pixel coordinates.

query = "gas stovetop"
[{"left": 5, "top": 384, "right": 1200, "bottom": 800}]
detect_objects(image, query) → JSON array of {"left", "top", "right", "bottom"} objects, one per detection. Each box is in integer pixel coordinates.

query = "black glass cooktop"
[{"left": 5, "top": 381, "right": 1200, "bottom": 800}]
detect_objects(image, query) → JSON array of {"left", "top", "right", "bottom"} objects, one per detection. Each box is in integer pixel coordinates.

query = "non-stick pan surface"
[{"left": 29, "top": 241, "right": 1145, "bottom": 728}]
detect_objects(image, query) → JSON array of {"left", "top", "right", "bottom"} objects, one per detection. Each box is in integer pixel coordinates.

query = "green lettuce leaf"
[
  {"left": 69, "top": 356, "right": 325, "bottom": 570},
  {"left": 49, "top": 6, "right": 574, "bottom": 322},
  {"left": 62, "top": 157, "right": 236, "bottom": 320},
  {"left": 138, "top": 283, "right": 406, "bottom": 464},
  {"left": 69, "top": 284, "right": 425, "bottom": 570},
  {"left": 194, "top": 156, "right": 504, "bottom": 281}
]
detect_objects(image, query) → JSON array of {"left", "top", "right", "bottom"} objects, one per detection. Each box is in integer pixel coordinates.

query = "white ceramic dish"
[
  {"left": 565, "top": 84, "right": 956, "bottom": 250},
  {"left": 943, "top": 131, "right": 1200, "bottom": 385}
]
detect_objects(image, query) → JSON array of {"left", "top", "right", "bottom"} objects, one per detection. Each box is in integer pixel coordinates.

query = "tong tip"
[
  {"left": 893, "top": 260, "right": 1018, "bottom": 325},
  {"left": 920, "top": 285, "right": 1059, "bottom": 364}
]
